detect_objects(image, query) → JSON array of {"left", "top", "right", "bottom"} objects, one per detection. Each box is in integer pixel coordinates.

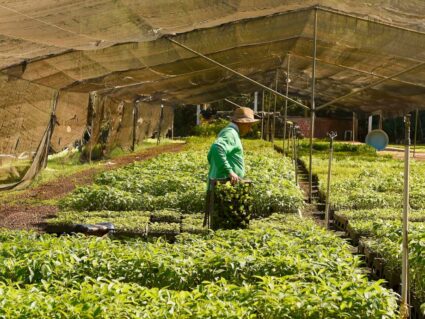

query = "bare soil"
[
  {"left": 0, "top": 143, "right": 185, "bottom": 231},
  {"left": 379, "top": 150, "right": 425, "bottom": 161}
]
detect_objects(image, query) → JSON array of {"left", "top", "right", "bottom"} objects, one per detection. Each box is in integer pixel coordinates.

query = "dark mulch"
[{"left": 0, "top": 204, "right": 57, "bottom": 231}]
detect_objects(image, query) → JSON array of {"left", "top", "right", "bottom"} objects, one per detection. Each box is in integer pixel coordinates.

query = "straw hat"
[{"left": 231, "top": 107, "right": 260, "bottom": 123}]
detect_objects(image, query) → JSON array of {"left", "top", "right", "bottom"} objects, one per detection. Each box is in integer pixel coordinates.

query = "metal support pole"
[
  {"left": 171, "top": 115, "right": 174, "bottom": 140},
  {"left": 295, "top": 138, "right": 300, "bottom": 184},
  {"left": 283, "top": 54, "right": 290, "bottom": 155},
  {"left": 293, "top": 128, "right": 298, "bottom": 185},
  {"left": 352, "top": 112, "right": 356, "bottom": 142},
  {"left": 414, "top": 109, "right": 419, "bottom": 158},
  {"left": 309, "top": 8, "right": 318, "bottom": 203},
  {"left": 368, "top": 115, "right": 373, "bottom": 133},
  {"left": 88, "top": 92, "right": 97, "bottom": 164},
  {"left": 286, "top": 121, "right": 293, "bottom": 154},
  {"left": 266, "top": 91, "right": 271, "bottom": 141},
  {"left": 196, "top": 104, "right": 201, "bottom": 126},
  {"left": 325, "top": 131, "right": 337, "bottom": 228},
  {"left": 157, "top": 104, "right": 164, "bottom": 145},
  {"left": 261, "top": 90, "right": 265, "bottom": 140},
  {"left": 293, "top": 126, "right": 298, "bottom": 184},
  {"left": 254, "top": 91, "right": 258, "bottom": 112},
  {"left": 132, "top": 100, "right": 139, "bottom": 152},
  {"left": 294, "top": 126, "right": 297, "bottom": 153},
  {"left": 287, "top": 123, "right": 293, "bottom": 154},
  {"left": 272, "top": 69, "right": 278, "bottom": 144},
  {"left": 400, "top": 115, "right": 411, "bottom": 319},
  {"left": 309, "top": 112, "right": 316, "bottom": 203},
  {"left": 167, "top": 37, "right": 310, "bottom": 111},
  {"left": 282, "top": 119, "right": 285, "bottom": 154},
  {"left": 292, "top": 126, "right": 296, "bottom": 162}
]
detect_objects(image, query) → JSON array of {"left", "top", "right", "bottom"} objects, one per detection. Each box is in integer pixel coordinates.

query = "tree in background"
[{"left": 172, "top": 93, "right": 425, "bottom": 144}]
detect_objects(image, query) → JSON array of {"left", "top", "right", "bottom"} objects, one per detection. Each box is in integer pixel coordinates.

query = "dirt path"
[
  {"left": 379, "top": 149, "right": 425, "bottom": 161},
  {"left": 0, "top": 143, "right": 185, "bottom": 231}
]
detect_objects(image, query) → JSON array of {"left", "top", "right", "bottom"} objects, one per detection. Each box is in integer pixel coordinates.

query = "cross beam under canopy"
[
  {"left": 316, "top": 61, "right": 425, "bottom": 111},
  {"left": 167, "top": 37, "right": 310, "bottom": 111},
  {"left": 224, "top": 98, "right": 243, "bottom": 109},
  {"left": 290, "top": 53, "right": 425, "bottom": 90}
]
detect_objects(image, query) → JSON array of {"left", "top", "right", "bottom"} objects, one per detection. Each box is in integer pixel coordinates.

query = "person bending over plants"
[{"left": 205, "top": 107, "right": 259, "bottom": 229}]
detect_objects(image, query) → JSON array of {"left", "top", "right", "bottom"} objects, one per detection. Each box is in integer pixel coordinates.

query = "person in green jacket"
[
  {"left": 207, "top": 107, "right": 259, "bottom": 187},
  {"left": 204, "top": 107, "right": 259, "bottom": 228}
]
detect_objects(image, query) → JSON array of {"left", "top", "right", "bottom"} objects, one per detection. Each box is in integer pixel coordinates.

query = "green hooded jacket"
[{"left": 207, "top": 123, "right": 244, "bottom": 187}]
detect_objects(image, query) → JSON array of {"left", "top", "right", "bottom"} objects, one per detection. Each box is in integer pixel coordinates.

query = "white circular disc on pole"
[{"left": 365, "top": 129, "right": 389, "bottom": 151}]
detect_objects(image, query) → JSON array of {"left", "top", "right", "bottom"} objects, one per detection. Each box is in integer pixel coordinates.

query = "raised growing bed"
[
  {"left": 62, "top": 141, "right": 305, "bottom": 217},
  {"left": 150, "top": 210, "right": 182, "bottom": 223},
  {"left": 372, "top": 257, "right": 385, "bottom": 280},
  {"left": 333, "top": 213, "right": 348, "bottom": 231},
  {"left": 46, "top": 221, "right": 208, "bottom": 242},
  {"left": 358, "top": 240, "right": 401, "bottom": 291},
  {"left": 45, "top": 223, "right": 79, "bottom": 235},
  {"left": 0, "top": 213, "right": 400, "bottom": 318},
  {"left": 45, "top": 210, "right": 207, "bottom": 240},
  {"left": 411, "top": 293, "right": 425, "bottom": 319},
  {"left": 363, "top": 245, "right": 377, "bottom": 268},
  {"left": 302, "top": 145, "right": 425, "bottom": 316},
  {"left": 346, "top": 223, "right": 362, "bottom": 246},
  {"left": 358, "top": 239, "right": 366, "bottom": 255},
  {"left": 383, "top": 265, "right": 401, "bottom": 292}
]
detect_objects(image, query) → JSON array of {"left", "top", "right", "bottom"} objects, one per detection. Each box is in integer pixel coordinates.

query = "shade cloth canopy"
[
  {"left": 0, "top": 1, "right": 423, "bottom": 115},
  {"left": 1, "top": 0, "right": 425, "bottom": 181}
]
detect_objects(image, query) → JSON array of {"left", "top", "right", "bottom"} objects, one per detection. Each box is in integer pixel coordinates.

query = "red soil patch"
[
  {"left": 0, "top": 143, "right": 185, "bottom": 231},
  {"left": 379, "top": 150, "right": 425, "bottom": 161}
]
